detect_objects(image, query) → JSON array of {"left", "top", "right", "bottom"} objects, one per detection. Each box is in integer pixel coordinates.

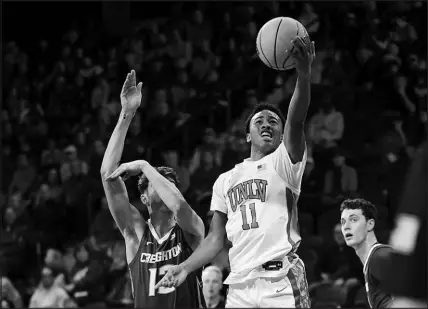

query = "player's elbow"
[{"left": 100, "top": 167, "right": 109, "bottom": 180}]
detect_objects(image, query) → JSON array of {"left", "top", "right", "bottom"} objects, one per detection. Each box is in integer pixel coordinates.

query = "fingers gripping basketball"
[{"left": 257, "top": 17, "right": 309, "bottom": 71}]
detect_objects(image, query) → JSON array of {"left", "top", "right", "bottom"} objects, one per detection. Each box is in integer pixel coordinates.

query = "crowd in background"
[{"left": 1, "top": 1, "right": 426, "bottom": 308}]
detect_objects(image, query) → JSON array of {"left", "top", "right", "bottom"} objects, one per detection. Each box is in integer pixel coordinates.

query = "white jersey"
[{"left": 211, "top": 142, "right": 307, "bottom": 284}]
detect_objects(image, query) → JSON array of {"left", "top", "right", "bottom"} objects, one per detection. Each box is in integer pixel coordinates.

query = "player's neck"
[
  {"left": 205, "top": 295, "right": 221, "bottom": 308},
  {"left": 150, "top": 212, "right": 175, "bottom": 238},
  {"left": 249, "top": 146, "right": 270, "bottom": 161},
  {"left": 354, "top": 235, "right": 378, "bottom": 264}
]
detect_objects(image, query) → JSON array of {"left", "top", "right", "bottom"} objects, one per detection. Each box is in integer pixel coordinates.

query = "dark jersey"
[
  {"left": 383, "top": 141, "right": 427, "bottom": 301},
  {"left": 128, "top": 220, "right": 204, "bottom": 308},
  {"left": 363, "top": 244, "right": 394, "bottom": 308}
]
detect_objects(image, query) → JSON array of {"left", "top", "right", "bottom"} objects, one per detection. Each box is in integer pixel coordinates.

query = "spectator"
[
  {"left": 33, "top": 182, "right": 67, "bottom": 251},
  {"left": 91, "top": 196, "right": 120, "bottom": 244},
  {"left": 167, "top": 30, "right": 192, "bottom": 63},
  {"left": 192, "top": 39, "right": 216, "bottom": 82},
  {"left": 202, "top": 266, "right": 225, "bottom": 308},
  {"left": 316, "top": 224, "right": 363, "bottom": 301},
  {"left": 189, "top": 127, "right": 222, "bottom": 173},
  {"left": 45, "top": 168, "right": 63, "bottom": 202},
  {"left": 171, "top": 69, "right": 193, "bottom": 109},
  {"left": 8, "top": 153, "right": 37, "bottom": 197},
  {"left": 41, "top": 139, "right": 63, "bottom": 169},
  {"left": 1, "top": 276, "right": 23, "bottom": 308},
  {"left": 186, "top": 9, "right": 212, "bottom": 47},
  {"left": 190, "top": 150, "right": 220, "bottom": 201},
  {"left": 322, "top": 149, "right": 358, "bottom": 206},
  {"left": 62, "top": 244, "right": 77, "bottom": 280},
  {"left": 44, "top": 248, "right": 67, "bottom": 287},
  {"left": 308, "top": 98, "right": 345, "bottom": 151},
  {"left": 1, "top": 143, "right": 14, "bottom": 192},
  {"left": 163, "top": 150, "right": 191, "bottom": 194},
  {"left": 74, "top": 131, "right": 92, "bottom": 162},
  {"left": 0, "top": 207, "right": 29, "bottom": 277},
  {"left": 65, "top": 242, "right": 107, "bottom": 307},
  {"left": 308, "top": 97, "right": 345, "bottom": 169},
  {"left": 60, "top": 145, "right": 88, "bottom": 183},
  {"left": 88, "top": 139, "right": 106, "bottom": 179},
  {"left": 391, "top": 15, "right": 418, "bottom": 44},
  {"left": 29, "top": 266, "right": 72, "bottom": 308}
]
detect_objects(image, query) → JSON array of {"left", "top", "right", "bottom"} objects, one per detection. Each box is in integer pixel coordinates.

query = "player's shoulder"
[
  {"left": 214, "top": 167, "right": 236, "bottom": 186},
  {"left": 370, "top": 244, "right": 393, "bottom": 263},
  {"left": 373, "top": 244, "right": 393, "bottom": 255}
]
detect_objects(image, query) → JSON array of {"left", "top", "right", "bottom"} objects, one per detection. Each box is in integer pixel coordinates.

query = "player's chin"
[
  {"left": 344, "top": 238, "right": 356, "bottom": 247},
  {"left": 259, "top": 136, "right": 277, "bottom": 146}
]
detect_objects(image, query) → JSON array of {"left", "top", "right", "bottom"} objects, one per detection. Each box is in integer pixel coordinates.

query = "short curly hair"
[
  {"left": 244, "top": 102, "right": 286, "bottom": 134},
  {"left": 137, "top": 166, "right": 180, "bottom": 194},
  {"left": 340, "top": 198, "right": 378, "bottom": 221}
]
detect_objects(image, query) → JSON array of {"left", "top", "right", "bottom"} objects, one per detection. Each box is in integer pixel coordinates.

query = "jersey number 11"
[{"left": 240, "top": 202, "right": 259, "bottom": 230}]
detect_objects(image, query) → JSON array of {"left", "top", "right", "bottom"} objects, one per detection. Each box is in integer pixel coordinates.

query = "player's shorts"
[{"left": 225, "top": 258, "right": 310, "bottom": 308}]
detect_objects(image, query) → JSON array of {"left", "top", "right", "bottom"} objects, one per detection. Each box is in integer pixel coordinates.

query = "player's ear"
[
  {"left": 246, "top": 133, "right": 251, "bottom": 143},
  {"left": 367, "top": 218, "right": 375, "bottom": 232}
]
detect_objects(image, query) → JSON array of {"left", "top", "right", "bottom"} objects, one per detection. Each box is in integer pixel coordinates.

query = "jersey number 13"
[{"left": 148, "top": 264, "right": 175, "bottom": 296}]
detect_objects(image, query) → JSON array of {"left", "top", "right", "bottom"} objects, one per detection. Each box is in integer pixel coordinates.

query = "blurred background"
[{"left": 1, "top": 1, "right": 426, "bottom": 308}]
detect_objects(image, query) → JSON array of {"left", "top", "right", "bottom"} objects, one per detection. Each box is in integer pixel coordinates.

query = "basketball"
[{"left": 256, "top": 17, "right": 309, "bottom": 71}]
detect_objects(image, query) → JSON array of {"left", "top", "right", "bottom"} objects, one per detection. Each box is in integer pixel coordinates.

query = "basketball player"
[
  {"left": 100, "top": 70, "right": 205, "bottom": 308},
  {"left": 340, "top": 199, "right": 394, "bottom": 308},
  {"left": 156, "top": 37, "right": 315, "bottom": 308},
  {"left": 384, "top": 141, "right": 427, "bottom": 308}
]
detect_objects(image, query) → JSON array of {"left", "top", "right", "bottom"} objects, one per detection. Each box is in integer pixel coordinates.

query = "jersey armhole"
[
  {"left": 127, "top": 224, "right": 148, "bottom": 268},
  {"left": 270, "top": 143, "right": 307, "bottom": 194}
]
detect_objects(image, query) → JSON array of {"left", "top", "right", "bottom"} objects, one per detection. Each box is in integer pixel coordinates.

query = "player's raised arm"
[
  {"left": 107, "top": 160, "right": 205, "bottom": 249},
  {"left": 283, "top": 38, "right": 315, "bottom": 163},
  {"left": 100, "top": 70, "right": 145, "bottom": 238}
]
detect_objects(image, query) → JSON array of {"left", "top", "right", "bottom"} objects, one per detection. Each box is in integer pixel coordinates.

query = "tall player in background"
[
  {"left": 340, "top": 199, "right": 394, "bottom": 308},
  {"left": 100, "top": 70, "right": 205, "bottom": 308},
  {"left": 384, "top": 141, "right": 427, "bottom": 308},
  {"left": 157, "top": 37, "right": 315, "bottom": 308}
]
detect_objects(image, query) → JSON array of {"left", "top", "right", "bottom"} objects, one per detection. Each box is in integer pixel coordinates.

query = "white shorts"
[{"left": 225, "top": 259, "right": 310, "bottom": 308}]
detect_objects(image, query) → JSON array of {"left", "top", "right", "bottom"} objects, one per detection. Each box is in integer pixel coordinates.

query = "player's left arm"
[
  {"left": 141, "top": 161, "right": 204, "bottom": 248},
  {"left": 283, "top": 37, "right": 315, "bottom": 163}
]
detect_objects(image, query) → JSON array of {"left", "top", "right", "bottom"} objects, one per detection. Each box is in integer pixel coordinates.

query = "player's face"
[
  {"left": 248, "top": 110, "right": 283, "bottom": 154},
  {"left": 202, "top": 270, "right": 222, "bottom": 298},
  {"left": 340, "top": 209, "right": 374, "bottom": 248},
  {"left": 141, "top": 183, "right": 168, "bottom": 213}
]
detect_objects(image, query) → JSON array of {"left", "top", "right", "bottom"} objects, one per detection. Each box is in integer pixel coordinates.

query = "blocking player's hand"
[
  {"left": 106, "top": 160, "right": 146, "bottom": 181},
  {"left": 290, "top": 36, "right": 315, "bottom": 75},
  {"left": 155, "top": 265, "right": 188, "bottom": 290},
  {"left": 120, "top": 70, "right": 144, "bottom": 113}
]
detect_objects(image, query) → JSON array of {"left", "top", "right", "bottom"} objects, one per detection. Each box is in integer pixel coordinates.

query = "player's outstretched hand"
[
  {"left": 121, "top": 70, "right": 143, "bottom": 113},
  {"left": 289, "top": 37, "right": 315, "bottom": 75},
  {"left": 155, "top": 264, "right": 188, "bottom": 290},
  {"left": 106, "top": 160, "right": 146, "bottom": 181}
]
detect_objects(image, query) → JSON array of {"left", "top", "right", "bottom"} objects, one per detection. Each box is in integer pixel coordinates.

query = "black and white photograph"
[{"left": 1, "top": 1, "right": 426, "bottom": 308}]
